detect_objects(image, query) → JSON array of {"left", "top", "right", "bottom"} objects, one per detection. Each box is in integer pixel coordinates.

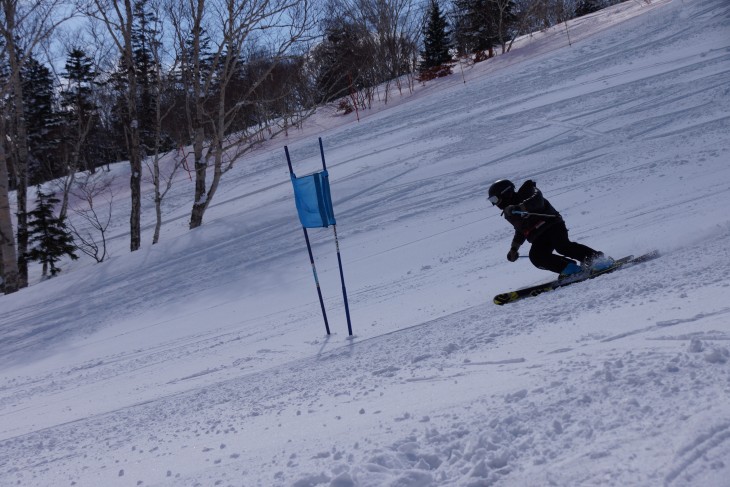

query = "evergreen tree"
[
  {"left": 26, "top": 186, "right": 78, "bottom": 277},
  {"left": 453, "top": 0, "right": 515, "bottom": 59},
  {"left": 576, "top": 0, "right": 603, "bottom": 17},
  {"left": 131, "top": 0, "right": 162, "bottom": 154},
  {"left": 106, "top": 63, "right": 133, "bottom": 163},
  {"left": 60, "top": 48, "right": 101, "bottom": 173},
  {"left": 419, "top": 0, "right": 452, "bottom": 73},
  {"left": 311, "top": 20, "right": 374, "bottom": 103},
  {"left": 21, "top": 56, "right": 61, "bottom": 183}
]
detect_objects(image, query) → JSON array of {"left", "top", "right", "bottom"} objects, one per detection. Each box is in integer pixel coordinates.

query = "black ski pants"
[{"left": 529, "top": 221, "right": 600, "bottom": 274}]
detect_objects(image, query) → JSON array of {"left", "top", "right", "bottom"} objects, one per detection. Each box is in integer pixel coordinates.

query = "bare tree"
[
  {"left": 0, "top": 0, "right": 76, "bottom": 291},
  {"left": 67, "top": 172, "right": 114, "bottom": 263},
  {"left": 146, "top": 138, "right": 183, "bottom": 245},
  {"left": 132, "top": 0, "right": 182, "bottom": 245},
  {"left": 356, "top": 0, "right": 420, "bottom": 102},
  {"left": 168, "top": 0, "right": 316, "bottom": 229},
  {"left": 85, "top": 0, "right": 144, "bottom": 252},
  {"left": 509, "top": 0, "right": 545, "bottom": 45},
  {"left": 490, "top": 0, "right": 515, "bottom": 54},
  {"left": 526, "top": 0, "right": 577, "bottom": 29}
]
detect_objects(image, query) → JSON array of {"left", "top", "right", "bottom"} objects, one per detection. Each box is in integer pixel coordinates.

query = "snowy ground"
[{"left": 1, "top": 0, "right": 730, "bottom": 485}]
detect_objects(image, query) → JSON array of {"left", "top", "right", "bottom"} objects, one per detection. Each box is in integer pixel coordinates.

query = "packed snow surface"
[{"left": 1, "top": 0, "right": 730, "bottom": 485}]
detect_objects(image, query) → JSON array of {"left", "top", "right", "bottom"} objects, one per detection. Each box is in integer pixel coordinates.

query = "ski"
[{"left": 493, "top": 250, "right": 660, "bottom": 305}]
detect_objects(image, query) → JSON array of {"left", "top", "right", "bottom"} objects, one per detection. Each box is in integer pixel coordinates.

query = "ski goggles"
[{"left": 488, "top": 195, "right": 500, "bottom": 205}]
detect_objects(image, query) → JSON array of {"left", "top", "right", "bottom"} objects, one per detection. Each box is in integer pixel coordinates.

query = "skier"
[{"left": 487, "top": 179, "right": 613, "bottom": 279}]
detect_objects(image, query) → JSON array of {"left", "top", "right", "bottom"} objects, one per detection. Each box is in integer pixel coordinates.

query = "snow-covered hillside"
[{"left": 1, "top": 0, "right": 730, "bottom": 485}]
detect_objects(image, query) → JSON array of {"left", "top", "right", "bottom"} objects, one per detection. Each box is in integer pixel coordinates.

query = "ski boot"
[
  {"left": 588, "top": 253, "right": 615, "bottom": 273},
  {"left": 558, "top": 261, "right": 584, "bottom": 281}
]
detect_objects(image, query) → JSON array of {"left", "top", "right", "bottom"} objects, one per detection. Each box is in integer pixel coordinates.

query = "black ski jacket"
[{"left": 504, "top": 180, "right": 563, "bottom": 249}]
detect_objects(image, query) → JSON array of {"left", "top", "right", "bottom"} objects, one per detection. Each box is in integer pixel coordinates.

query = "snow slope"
[{"left": 1, "top": 0, "right": 730, "bottom": 485}]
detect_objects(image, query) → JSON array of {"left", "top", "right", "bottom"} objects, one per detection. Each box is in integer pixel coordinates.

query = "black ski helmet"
[{"left": 488, "top": 179, "right": 515, "bottom": 206}]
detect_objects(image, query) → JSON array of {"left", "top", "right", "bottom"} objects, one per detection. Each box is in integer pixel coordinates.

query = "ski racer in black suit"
[{"left": 488, "top": 179, "right": 612, "bottom": 278}]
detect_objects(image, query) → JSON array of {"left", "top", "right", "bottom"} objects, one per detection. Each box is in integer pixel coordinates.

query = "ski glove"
[{"left": 507, "top": 247, "right": 519, "bottom": 262}]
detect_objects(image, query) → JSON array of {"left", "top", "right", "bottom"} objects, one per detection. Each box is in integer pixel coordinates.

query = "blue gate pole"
[
  {"left": 286, "top": 145, "right": 331, "bottom": 335},
  {"left": 319, "top": 138, "right": 353, "bottom": 336}
]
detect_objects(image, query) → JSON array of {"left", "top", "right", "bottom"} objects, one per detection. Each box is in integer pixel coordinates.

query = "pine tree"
[
  {"left": 419, "top": 0, "right": 452, "bottom": 74},
  {"left": 312, "top": 20, "right": 372, "bottom": 103},
  {"left": 131, "top": 0, "right": 162, "bottom": 154},
  {"left": 453, "top": 0, "right": 494, "bottom": 57},
  {"left": 576, "top": 0, "right": 603, "bottom": 17},
  {"left": 453, "top": 0, "right": 515, "bottom": 59},
  {"left": 21, "top": 56, "right": 61, "bottom": 183},
  {"left": 26, "top": 186, "right": 78, "bottom": 278},
  {"left": 60, "top": 48, "right": 101, "bottom": 174}
]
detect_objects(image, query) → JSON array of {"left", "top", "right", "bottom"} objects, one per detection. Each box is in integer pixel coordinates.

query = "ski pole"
[
  {"left": 319, "top": 138, "right": 353, "bottom": 337},
  {"left": 285, "top": 145, "right": 331, "bottom": 336},
  {"left": 513, "top": 210, "right": 559, "bottom": 218}
]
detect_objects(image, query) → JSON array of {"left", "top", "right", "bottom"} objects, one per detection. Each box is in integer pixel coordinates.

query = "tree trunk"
[
  {"left": 123, "top": 0, "right": 142, "bottom": 251},
  {"left": 6, "top": 19, "right": 30, "bottom": 288},
  {"left": 189, "top": 127, "right": 207, "bottom": 229},
  {"left": 153, "top": 193, "right": 162, "bottom": 244},
  {"left": 59, "top": 171, "right": 76, "bottom": 221},
  {"left": 93, "top": 0, "right": 142, "bottom": 251},
  {"left": 129, "top": 142, "right": 142, "bottom": 251},
  {"left": 178, "top": 0, "right": 314, "bottom": 228},
  {"left": 188, "top": 0, "right": 207, "bottom": 230},
  {"left": 0, "top": 122, "right": 19, "bottom": 294}
]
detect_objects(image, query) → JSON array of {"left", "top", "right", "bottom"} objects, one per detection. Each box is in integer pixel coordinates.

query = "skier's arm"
[
  {"left": 507, "top": 231, "right": 526, "bottom": 262},
  {"left": 511, "top": 231, "right": 526, "bottom": 251}
]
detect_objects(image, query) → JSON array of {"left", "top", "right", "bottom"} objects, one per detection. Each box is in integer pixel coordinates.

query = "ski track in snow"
[
  {"left": 3, "top": 232, "right": 730, "bottom": 487},
  {"left": 1, "top": 0, "right": 730, "bottom": 485}
]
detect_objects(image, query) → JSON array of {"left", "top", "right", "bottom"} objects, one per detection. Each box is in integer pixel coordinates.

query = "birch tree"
[
  {"left": 135, "top": 0, "right": 181, "bottom": 245},
  {"left": 356, "top": 0, "right": 420, "bottom": 101},
  {"left": 0, "top": 108, "right": 18, "bottom": 293},
  {"left": 85, "top": 0, "right": 144, "bottom": 252},
  {"left": 490, "top": 0, "right": 516, "bottom": 54},
  {"left": 0, "top": 0, "right": 74, "bottom": 291},
  {"left": 168, "top": 0, "right": 316, "bottom": 229}
]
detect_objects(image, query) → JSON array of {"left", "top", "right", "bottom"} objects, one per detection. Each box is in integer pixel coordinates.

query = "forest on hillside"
[{"left": 0, "top": 0, "right": 621, "bottom": 293}]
